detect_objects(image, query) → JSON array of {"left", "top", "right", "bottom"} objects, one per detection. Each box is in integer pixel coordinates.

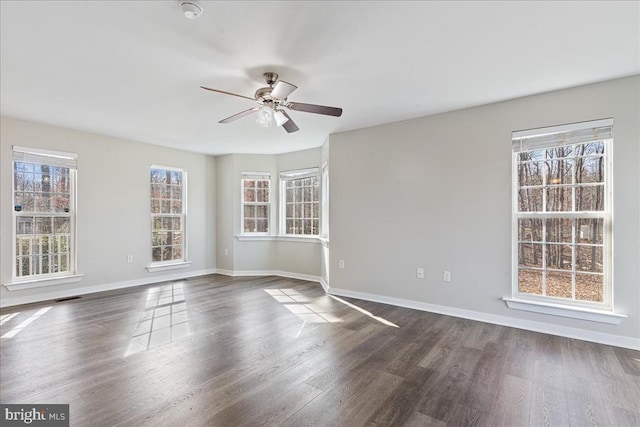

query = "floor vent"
[{"left": 55, "top": 296, "right": 81, "bottom": 302}]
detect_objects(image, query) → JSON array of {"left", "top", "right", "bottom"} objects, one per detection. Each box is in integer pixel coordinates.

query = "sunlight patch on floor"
[
  {"left": 265, "top": 288, "right": 342, "bottom": 325},
  {"left": 1, "top": 307, "right": 52, "bottom": 339},
  {"left": 328, "top": 295, "right": 399, "bottom": 328},
  {"left": 125, "top": 283, "right": 191, "bottom": 356},
  {"left": 0, "top": 312, "right": 20, "bottom": 326}
]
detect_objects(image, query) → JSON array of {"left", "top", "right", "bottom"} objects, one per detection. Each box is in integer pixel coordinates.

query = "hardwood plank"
[{"left": 1, "top": 273, "right": 637, "bottom": 426}]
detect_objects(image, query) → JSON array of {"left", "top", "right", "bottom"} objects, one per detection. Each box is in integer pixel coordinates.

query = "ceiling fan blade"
[
  {"left": 271, "top": 80, "right": 297, "bottom": 100},
  {"left": 286, "top": 102, "right": 342, "bottom": 117},
  {"left": 219, "top": 107, "right": 259, "bottom": 123},
  {"left": 280, "top": 111, "right": 299, "bottom": 133},
  {"left": 201, "top": 86, "right": 255, "bottom": 101}
]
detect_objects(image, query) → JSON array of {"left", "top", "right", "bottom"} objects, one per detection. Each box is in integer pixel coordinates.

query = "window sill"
[
  {"left": 145, "top": 261, "right": 192, "bottom": 273},
  {"left": 4, "top": 274, "right": 85, "bottom": 291},
  {"left": 503, "top": 297, "right": 626, "bottom": 324},
  {"left": 236, "top": 235, "right": 322, "bottom": 244}
]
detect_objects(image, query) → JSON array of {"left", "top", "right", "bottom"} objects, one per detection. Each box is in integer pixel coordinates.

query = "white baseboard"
[
  {"left": 214, "top": 269, "right": 321, "bottom": 284},
  {"left": 0, "top": 268, "right": 217, "bottom": 308},
  {"left": 319, "top": 277, "right": 330, "bottom": 293},
  {"left": 327, "top": 287, "right": 640, "bottom": 351}
]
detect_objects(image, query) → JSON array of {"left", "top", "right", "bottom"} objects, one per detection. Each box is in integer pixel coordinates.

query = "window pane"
[
  {"left": 546, "top": 146, "right": 572, "bottom": 159},
  {"left": 172, "top": 218, "right": 181, "bottom": 231},
  {"left": 244, "top": 219, "right": 256, "bottom": 233},
  {"left": 162, "top": 246, "right": 172, "bottom": 261},
  {"left": 577, "top": 141, "right": 605, "bottom": 156},
  {"left": 244, "top": 188, "right": 256, "bottom": 202},
  {"left": 286, "top": 219, "right": 294, "bottom": 234},
  {"left": 519, "top": 150, "right": 545, "bottom": 162},
  {"left": 545, "top": 271, "right": 572, "bottom": 299},
  {"left": 545, "top": 218, "right": 572, "bottom": 243},
  {"left": 518, "top": 269, "right": 542, "bottom": 295},
  {"left": 518, "top": 162, "right": 543, "bottom": 186},
  {"left": 36, "top": 217, "right": 53, "bottom": 234},
  {"left": 173, "top": 232, "right": 182, "bottom": 245},
  {"left": 172, "top": 245, "right": 182, "bottom": 260},
  {"left": 576, "top": 245, "right": 603, "bottom": 273},
  {"left": 244, "top": 205, "right": 255, "bottom": 219},
  {"left": 546, "top": 187, "right": 572, "bottom": 212},
  {"left": 545, "top": 244, "right": 572, "bottom": 270},
  {"left": 244, "top": 180, "right": 256, "bottom": 188},
  {"left": 151, "top": 199, "right": 161, "bottom": 214},
  {"left": 519, "top": 244, "right": 543, "bottom": 268},
  {"left": 575, "top": 274, "right": 603, "bottom": 302},
  {"left": 576, "top": 156, "right": 604, "bottom": 184},
  {"left": 546, "top": 159, "right": 573, "bottom": 185},
  {"left": 518, "top": 219, "right": 542, "bottom": 242},
  {"left": 576, "top": 218, "right": 603, "bottom": 244},
  {"left": 256, "top": 189, "right": 268, "bottom": 203},
  {"left": 256, "top": 205, "right": 268, "bottom": 219},
  {"left": 518, "top": 188, "right": 543, "bottom": 212},
  {"left": 152, "top": 247, "right": 162, "bottom": 262},
  {"left": 54, "top": 217, "right": 70, "bottom": 234},
  {"left": 576, "top": 185, "right": 604, "bottom": 211},
  {"left": 256, "top": 220, "right": 268, "bottom": 233}
]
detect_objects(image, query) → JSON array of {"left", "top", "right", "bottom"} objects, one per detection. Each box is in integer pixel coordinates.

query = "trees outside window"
[
  {"left": 513, "top": 119, "right": 612, "bottom": 308},
  {"left": 241, "top": 173, "right": 270, "bottom": 234},
  {"left": 151, "top": 167, "right": 186, "bottom": 263},
  {"left": 280, "top": 169, "right": 320, "bottom": 236},
  {"left": 13, "top": 147, "right": 77, "bottom": 279}
]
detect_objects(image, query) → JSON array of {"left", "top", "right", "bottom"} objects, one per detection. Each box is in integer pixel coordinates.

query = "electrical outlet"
[
  {"left": 417, "top": 268, "right": 425, "bottom": 279},
  {"left": 443, "top": 270, "right": 451, "bottom": 282},
  {"left": 339, "top": 260, "right": 345, "bottom": 269},
  {"left": 127, "top": 255, "right": 133, "bottom": 263},
  {"left": 224, "top": 248, "right": 229, "bottom": 256}
]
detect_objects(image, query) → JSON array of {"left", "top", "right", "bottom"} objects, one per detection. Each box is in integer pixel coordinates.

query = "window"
[
  {"left": 150, "top": 167, "right": 186, "bottom": 263},
  {"left": 281, "top": 169, "right": 320, "bottom": 236},
  {"left": 512, "top": 119, "right": 612, "bottom": 309},
  {"left": 241, "top": 173, "right": 270, "bottom": 234},
  {"left": 13, "top": 146, "right": 77, "bottom": 279}
]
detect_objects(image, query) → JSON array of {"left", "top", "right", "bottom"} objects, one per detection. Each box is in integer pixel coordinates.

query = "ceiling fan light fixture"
[
  {"left": 179, "top": 1, "right": 203, "bottom": 20},
  {"left": 256, "top": 106, "right": 273, "bottom": 128},
  {"left": 273, "top": 110, "right": 289, "bottom": 127}
]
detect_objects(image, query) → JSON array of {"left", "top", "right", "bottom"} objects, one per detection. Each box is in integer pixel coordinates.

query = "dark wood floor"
[{"left": 1, "top": 274, "right": 639, "bottom": 426}]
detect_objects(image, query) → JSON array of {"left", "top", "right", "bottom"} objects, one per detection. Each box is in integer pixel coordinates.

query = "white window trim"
[
  {"left": 321, "top": 162, "right": 329, "bottom": 239},
  {"left": 279, "top": 167, "right": 321, "bottom": 237},
  {"left": 11, "top": 146, "right": 79, "bottom": 284},
  {"left": 149, "top": 165, "right": 188, "bottom": 267},
  {"left": 510, "top": 118, "right": 617, "bottom": 315},
  {"left": 4, "top": 274, "right": 85, "bottom": 291},
  {"left": 503, "top": 297, "right": 626, "bottom": 324},
  {"left": 235, "top": 235, "right": 322, "bottom": 244},
  {"left": 240, "top": 172, "right": 271, "bottom": 235},
  {"left": 145, "top": 261, "right": 192, "bottom": 273}
]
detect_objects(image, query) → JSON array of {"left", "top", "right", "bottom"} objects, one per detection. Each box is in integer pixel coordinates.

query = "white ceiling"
[{"left": 1, "top": 1, "right": 638, "bottom": 155}]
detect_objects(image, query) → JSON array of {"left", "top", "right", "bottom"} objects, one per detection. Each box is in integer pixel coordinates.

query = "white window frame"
[
  {"left": 148, "top": 165, "right": 188, "bottom": 270},
  {"left": 321, "top": 162, "right": 329, "bottom": 240},
  {"left": 10, "top": 146, "right": 79, "bottom": 287},
  {"left": 509, "top": 119, "right": 614, "bottom": 314},
  {"left": 240, "top": 172, "right": 271, "bottom": 235},
  {"left": 280, "top": 168, "right": 320, "bottom": 237}
]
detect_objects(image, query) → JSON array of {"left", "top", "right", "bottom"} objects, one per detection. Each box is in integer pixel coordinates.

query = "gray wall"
[
  {"left": 329, "top": 75, "right": 639, "bottom": 342},
  {"left": 0, "top": 116, "right": 217, "bottom": 305},
  {"left": 215, "top": 149, "right": 323, "bottom": 277}
]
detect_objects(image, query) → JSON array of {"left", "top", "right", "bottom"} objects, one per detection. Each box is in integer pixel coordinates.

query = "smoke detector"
[{"left": 179, "top": 1, "right": 203, "bottom": 20}]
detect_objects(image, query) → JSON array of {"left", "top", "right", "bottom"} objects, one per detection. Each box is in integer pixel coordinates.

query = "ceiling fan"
[{"left": 201, "top": 72, "right": 342, "bottom": 133}]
